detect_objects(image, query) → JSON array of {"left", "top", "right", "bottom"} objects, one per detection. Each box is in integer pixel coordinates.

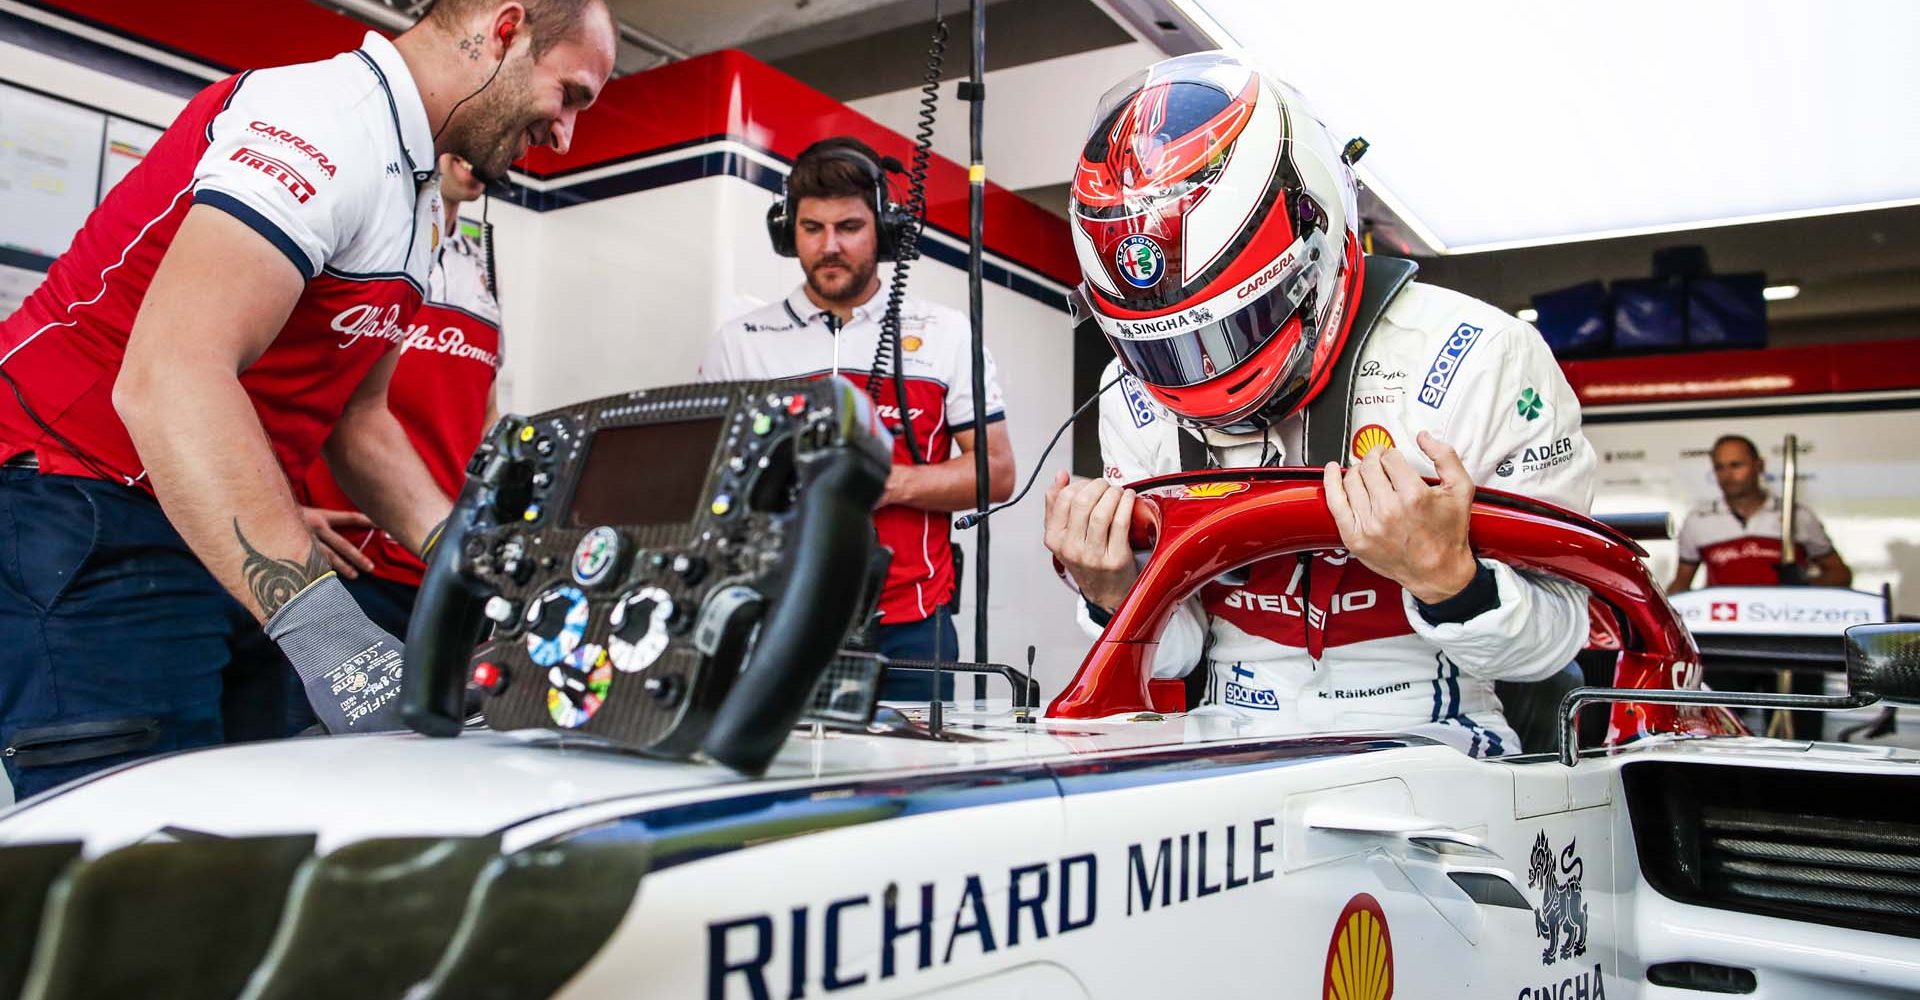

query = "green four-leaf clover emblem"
[{"left": 1516, "top": 387, "right": 1543, "bottom": 421}]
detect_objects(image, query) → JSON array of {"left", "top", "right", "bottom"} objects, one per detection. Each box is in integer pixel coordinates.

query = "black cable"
[
  {"left": 480, "top": 208, "right": 498, "bottom": 299},
  {"left": 0, "top": 368, "right": 127, "bottom": 483},
  {"left": 433, "top": 42, "right": 508, "bottom": 144},
  {"left": 954, "top": 373, "right": 1121, "bottom": 530},
  {"left": 867, "top": 2, "right": 948, "bottom": 466}
]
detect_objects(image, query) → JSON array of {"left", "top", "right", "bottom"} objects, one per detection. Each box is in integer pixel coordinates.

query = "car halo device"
[
  {"left": 402, "top": 378, "right": 892, "bottom": 774},
  {"left": 1045, "top": 468, "right": 1746, "bottom": 749}
]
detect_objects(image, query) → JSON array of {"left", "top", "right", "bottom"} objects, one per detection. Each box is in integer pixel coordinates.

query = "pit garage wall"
[
  {"left": 0, "top": 13, "right": 1097, "bottom": 691},
  {"left": 488, "top": 168, "right": 1087, "bottom": 685},
  {"left": 472, "top": 49, "right": 1093, "bottom": 687},
  {"left": 1571, "top": 341, "right": 1920, "bottom": 618}
]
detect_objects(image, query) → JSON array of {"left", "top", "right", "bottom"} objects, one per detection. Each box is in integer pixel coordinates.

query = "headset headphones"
[{"left": 766, "top": 142, "right": 912, "bottom": 261}]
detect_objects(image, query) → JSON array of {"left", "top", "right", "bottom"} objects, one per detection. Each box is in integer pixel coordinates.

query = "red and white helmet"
[{"left": 1072, "top": 52, "right": 1364, "bottom": 433}]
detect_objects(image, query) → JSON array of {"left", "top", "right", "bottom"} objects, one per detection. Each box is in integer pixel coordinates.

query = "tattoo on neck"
[
  {"left": 459, "top": 33, "right": 485, "bottom": 61},
  {"left": 235, "top": 519, "right": 329, "bottom": 617}
]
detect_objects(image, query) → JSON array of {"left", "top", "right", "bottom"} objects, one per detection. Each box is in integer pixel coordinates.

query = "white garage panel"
[{"left": 0, "top": 81, "right": 104, "bottom": 258}]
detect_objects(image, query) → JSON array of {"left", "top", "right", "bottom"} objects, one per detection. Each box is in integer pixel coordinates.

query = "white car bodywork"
[{"left": 4, "top": 705, "right": 1916, "bottom": 999}]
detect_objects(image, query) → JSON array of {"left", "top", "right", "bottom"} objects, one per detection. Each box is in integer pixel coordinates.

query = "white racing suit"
[{"left": 1079, "top": 281, "right": 1597, "bottom": 756}]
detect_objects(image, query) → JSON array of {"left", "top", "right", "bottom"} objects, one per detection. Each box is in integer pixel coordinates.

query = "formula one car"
[{"left": 1, "top": 386, "right": 1917, "bottom": 1000}]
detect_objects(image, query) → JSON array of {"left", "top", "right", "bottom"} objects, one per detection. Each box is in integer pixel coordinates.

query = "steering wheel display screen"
[{"left": 568, "top": 418, "right": 725, "bottom": 527}]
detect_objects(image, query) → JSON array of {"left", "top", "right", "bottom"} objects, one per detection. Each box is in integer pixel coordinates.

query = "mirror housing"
[{"left": 1844, "top": 623, "right": 1920, "bottom": 707}]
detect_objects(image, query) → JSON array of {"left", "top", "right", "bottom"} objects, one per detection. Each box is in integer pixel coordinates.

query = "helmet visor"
[{"left": 1092, "top": 232, "right": 1321, "bottom": 389}]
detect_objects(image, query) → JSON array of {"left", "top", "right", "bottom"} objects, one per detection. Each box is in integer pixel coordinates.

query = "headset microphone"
[{"left": 954, "top": 373, "right": 1123, "bottom": 530}]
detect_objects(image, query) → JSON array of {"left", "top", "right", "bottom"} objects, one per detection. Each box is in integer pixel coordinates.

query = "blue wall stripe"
[
  {"left": 0, "top": 9, "right": 208, "bottom": 102},
  {"left": 0, "top": 246, "right": 57, "bottom": 274},
  {"left": 502, "top": 149, "right": 1070, "bottom": 312}
]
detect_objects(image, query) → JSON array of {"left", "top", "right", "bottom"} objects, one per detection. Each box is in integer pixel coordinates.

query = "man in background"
[
  {"left": 303, "top": 153, "right": 503, "bottom": 637},
  {"left": 702, "top": 137, "right": 1015, "bottom": 700},
  {"left": 1669, "top": 433, "right": 1852, "bottom": 739},
  {"left": 1668, "top": 434, "right": 1850, "bottom": 592},
  {"left": 224, "top": 154, "right": 500, "bottom": 744}
]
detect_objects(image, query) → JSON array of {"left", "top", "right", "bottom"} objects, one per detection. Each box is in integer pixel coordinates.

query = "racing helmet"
[{"left": 1072, "top": 52, "right": 1364, "bottom": 433}]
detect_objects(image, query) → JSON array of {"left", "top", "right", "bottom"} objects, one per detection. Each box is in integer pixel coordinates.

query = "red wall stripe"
[
  {"left": 1564, "top": 339, "right": 1920, "bottom": 407},
  {"left": 28, "top": 1, "right": 1079, "bottom": 286},
  {"left": 28, "top": 0, "right": 379, "bottom": 71},
  {"left": 522, "top": 50, "right": 1078, "bottom": 286}
]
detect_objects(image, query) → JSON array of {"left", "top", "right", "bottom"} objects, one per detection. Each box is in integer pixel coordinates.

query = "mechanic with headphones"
[
  {"left": 701, "top": 137, "right": 1016, "bottom": 700},
  {"left": 0, "top": 0, "right": 614, "bottom": 798},
  {"left": 1045, "top": 54, "right": 1595, "bottom": 756}
]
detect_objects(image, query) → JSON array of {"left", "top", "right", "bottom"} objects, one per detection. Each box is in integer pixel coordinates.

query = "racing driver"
[{"left": 1044, "top": 53, "right": 1595, "bottom": 756}]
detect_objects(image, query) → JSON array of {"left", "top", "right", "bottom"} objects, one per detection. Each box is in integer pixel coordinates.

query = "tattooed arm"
[
  {"left": 114, "top": 206, "right": 332, "bottom": 621},
  {"left": 233, "top": 519, "right": 334, "bottom": 615}
]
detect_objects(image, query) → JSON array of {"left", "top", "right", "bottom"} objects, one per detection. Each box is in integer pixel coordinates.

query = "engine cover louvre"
[{"left": 1626, "top": 762, "right": 1920, "bottom": 940}]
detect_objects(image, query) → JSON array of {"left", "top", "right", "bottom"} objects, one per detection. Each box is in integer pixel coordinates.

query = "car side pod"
[
  {"left": 1048, "top": 469, "right": 1701, "bottom": 731},
  {"left": 1554, "top": 623, "right": 1920, "bottom": 766}
]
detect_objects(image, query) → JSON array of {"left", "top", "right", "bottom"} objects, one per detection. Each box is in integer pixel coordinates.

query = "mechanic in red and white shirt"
[
  {"left": 302, "top": 153, "right": 503, "bottom": 637},
  {"left": 0, "top": 2, "right": 613, "bottom": 798},
  {"left": 1668, "top": 434, "right": 1850, "bottom": 591},
  {"left": 702, "top": 137, "right": 1015, "bottom": 700},
  {"left": 1043, "top": 54, "right": 1593, "bottom": 756}
]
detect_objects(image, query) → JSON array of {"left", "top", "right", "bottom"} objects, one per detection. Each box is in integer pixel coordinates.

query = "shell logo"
[
  {"left": 1351, "top": 423, "right": 1395, "bottom": 460},
  {"left": 902, "top": 335, "right": 924, "bottom": 352},
  {"left": 1180, "top": 481, "right": 1250, "bottom": 500},
  {"left": 1323, "top": 892, "right": 1393, "bottom": 1000},
  {"left": 1147, "top": 480, "right": 1252, "bottom": 500}
]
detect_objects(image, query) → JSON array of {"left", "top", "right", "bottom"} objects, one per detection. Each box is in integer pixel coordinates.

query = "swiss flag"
[{"left": 1710, "top": 602, "right": 1740, "bottom": 622}]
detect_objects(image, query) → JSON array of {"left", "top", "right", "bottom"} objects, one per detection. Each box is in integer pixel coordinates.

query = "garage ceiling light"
[
  {"left": 1176, "top": 0, "right": 1920, "bottom": 254},
  {"left": 1762, "top": 284, "right": 1801, "bottom": 301},
  {"left": 1516, "top": 308, "right": 1539, "bottom": 322}
]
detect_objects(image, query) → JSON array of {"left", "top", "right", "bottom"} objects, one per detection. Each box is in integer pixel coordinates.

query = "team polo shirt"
[
  {"left": 304, "top": 226, "right": 501, "bottom": 587},
  {"left": 1675, "top": 492, "right": 1835, "bottom": 586},
  {"left": 702, "top": 288, "right": 1005, "bottom": 624},
  {"left": 0, "top": 32, "right": 442, "bottom": 487}
]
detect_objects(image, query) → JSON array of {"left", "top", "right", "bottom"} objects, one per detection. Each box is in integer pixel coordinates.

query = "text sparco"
[{"left": 1419, "top": 323, "right": 1482, "bottom": 408}]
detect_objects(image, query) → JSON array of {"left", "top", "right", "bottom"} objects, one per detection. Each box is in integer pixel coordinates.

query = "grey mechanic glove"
[{"left": 266, "top": 574, "right": 408, "bottom": 733}]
